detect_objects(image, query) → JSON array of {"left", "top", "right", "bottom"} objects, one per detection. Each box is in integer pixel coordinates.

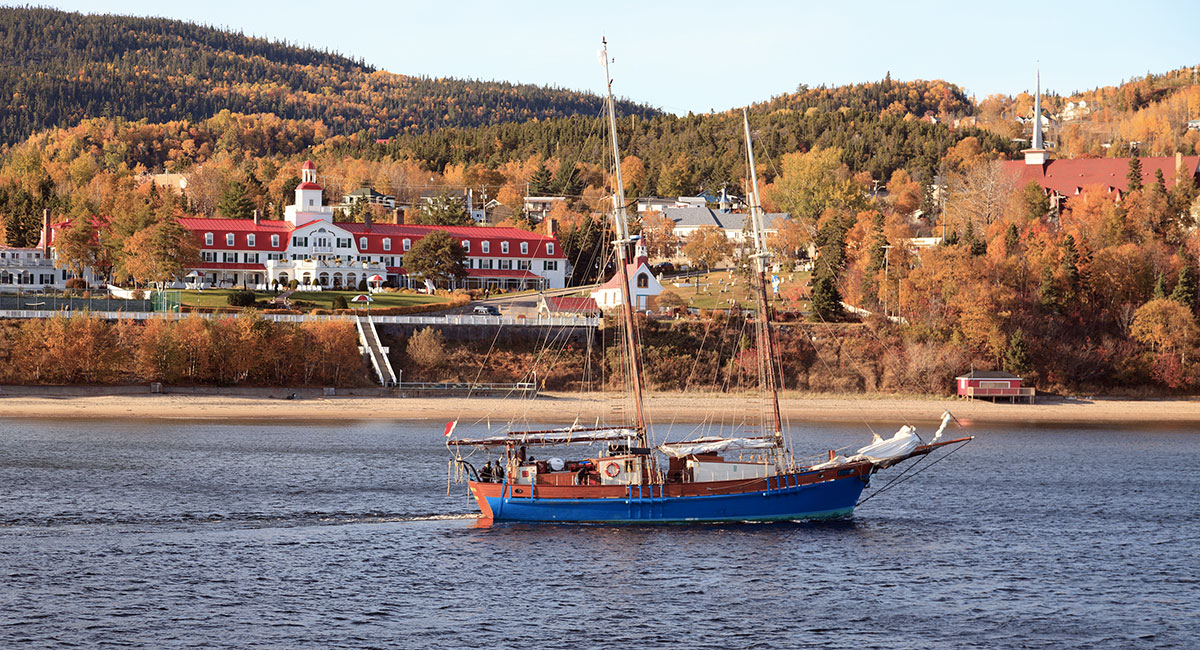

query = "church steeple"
[{"left": 1024, "top": 65, "right": 1049, "bottom": 166}]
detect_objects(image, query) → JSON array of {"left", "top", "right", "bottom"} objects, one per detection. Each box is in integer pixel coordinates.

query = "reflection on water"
[{"left": 1, "top": 418, "right": 1197, "bottom": 649}]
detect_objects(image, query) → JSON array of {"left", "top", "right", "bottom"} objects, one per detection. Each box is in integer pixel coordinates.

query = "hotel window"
[
  {"left": 518, "top": 260, "right": 530, "bottom": 270},
  {"left": 224, "top": 252, "right": 238, "bottom": 263},
  {"left": 383, "top": 238, "right": 392, "bottom": 251},
  {"left": 247, "top": 234, "right": 256, "bottom": 247},
  {"left": 501, "top": 241, "right": 509, "bottom": 254},
  {"left": 461, "top": 240, "right": 470, "bottom": 252},
  {"left": 464, "top": 259, "right": 474, "bottom": 269},
  {"left": 543, "top": 260, "right": 558, "bottom": 271},
  {"left": 403, "top": 238, "right": 411, "bottom": 251},
  {"left": 547, "top": 243, "right": 554, "bottom": 255},
  {"left": 337, "top": 238, "right": 350, "bottom": 248},
  {"left": 480, "top": 259, "right": 494, "bottom": 270},
  {"left": 500, "top": 260, "right": 512, "bottom": 270},
  {"left": 271, "top": 234, "right": 280, "bottom": 247},
  {"left": 205, "top": 232, "right": 214, "bottom": 246},
  {"left": 359, "top": 237, "right": 368, "bottom": 249},
  {"left": 203, "top": 251, "right": 216, "bottom": 263},
  {"left": 293, "top": 236, "right": 308, "bottom": 247},
  {"left": 246, "top": 253, "right": 259, "bottom": 264},
  {"left": 520, "top": 242, "right": 528, "bottom": 255},
  {"left": 226, "top": 233, "right": 235, "bottom": 247},
  {"left": 481, "top": 241, "right": 490, "bottom": 254}
]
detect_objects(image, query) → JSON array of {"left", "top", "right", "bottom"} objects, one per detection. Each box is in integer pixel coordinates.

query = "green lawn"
[
  {"left": 179, "top": 289, "right": 449, "bottom": 310},
  {"left": 661, "top": 270, "right": 811, "bottom": 312}
]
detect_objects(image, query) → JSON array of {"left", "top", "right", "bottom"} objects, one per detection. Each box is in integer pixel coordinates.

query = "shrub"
[
  {"left": 331, "top": 295, "right": 349, "bottom": 310},
  {"left": 227, "top": 290, "right": 257, "bottom": 307},
  {"left": 407, "top": 327, "right": 446, "bottom": 368},
  {"left": 357, "top": 279, "right": 368, "bottom": 291},
  {"left": 288, "top": 279, "right": 299, "bottom": 290},
  {"left": 65, "top": 278, "right": 88, "bottom": 290}
]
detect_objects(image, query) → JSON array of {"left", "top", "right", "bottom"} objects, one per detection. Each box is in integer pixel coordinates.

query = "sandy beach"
[{"left": 2, "top": 387, "right": 1198, "bottom": 426}]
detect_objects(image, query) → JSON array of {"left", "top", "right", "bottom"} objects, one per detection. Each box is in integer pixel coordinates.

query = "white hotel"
[{"left": 48, "top": 161, "right": 568, "bottom": 292}]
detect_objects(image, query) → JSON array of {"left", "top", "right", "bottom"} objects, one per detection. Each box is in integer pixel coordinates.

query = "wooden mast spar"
[
  {"left": 742, "top": 109, "right": 788, "bottom": 470},
  {"left": 601, "top": 38, "right": 649, "bottom": 452}
]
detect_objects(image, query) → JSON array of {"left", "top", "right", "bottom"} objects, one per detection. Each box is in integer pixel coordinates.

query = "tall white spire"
[{"left": 1032, "top": 65, "right": 1044, "bottom": 150}]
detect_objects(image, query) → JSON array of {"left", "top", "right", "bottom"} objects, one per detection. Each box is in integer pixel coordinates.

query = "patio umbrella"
[
  {"left": 351, "top": 293, "right": 373, "bottom": 314},
  {"left": 367, "top": 274, "right": 384, "bottom": 293}
]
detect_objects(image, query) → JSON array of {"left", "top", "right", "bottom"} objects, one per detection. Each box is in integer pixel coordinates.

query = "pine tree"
[
  {"left": 1126, "top": 153, "right": 1144, "bottom": 193},
  {"left": 1003, "top": 329, "right": 1032, "bottom": 377},
  {"left": 1004, "top": 223, "right": 1020, "bottom": 255},
  {"left": 217, "top": 179, "right": 254, "bottom": 219},
  {"left": 1170, "top": 253, "right": 1198, "bottom": 311},
  {"left": 527, "top": 163, "right": 552, "bottom": 195},
  {"left": 1152, "top": 273, "right": 1166, "bottom": 300},
  {"left": 809, "top": 273, "right": 844, "bottom": 322}
]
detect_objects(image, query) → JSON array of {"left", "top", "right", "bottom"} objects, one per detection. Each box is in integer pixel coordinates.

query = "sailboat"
[{"left": 445, "top": 39, "right": 971, "bottom": 523}]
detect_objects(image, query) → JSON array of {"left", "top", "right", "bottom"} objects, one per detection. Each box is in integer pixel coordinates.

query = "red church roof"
[
  {"left": 597, "top": 256, "right": 651, "bottom": 290},
  {"left": 546, "top": 296, "right": 599, "bottom": 313},
  {"left": 1001, "top": 155, "right": 1200, "bottom": 199},
  {"left": 301, "top": 160, "right": 316, "bottom": 170}
]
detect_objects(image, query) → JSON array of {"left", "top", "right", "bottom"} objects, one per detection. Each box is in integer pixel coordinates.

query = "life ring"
[{"left": 604, "top": 462, "right": 622, "bottom": 478}]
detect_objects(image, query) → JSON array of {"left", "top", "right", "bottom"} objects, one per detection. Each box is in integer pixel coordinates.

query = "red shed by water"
[{"left": 956, "top": 370, "right": 1035, "bottom": 403}]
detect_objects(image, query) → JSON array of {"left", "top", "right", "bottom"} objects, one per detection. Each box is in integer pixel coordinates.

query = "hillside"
[{"left": 0, "top": 7, "right": 658, "bottom": 145}]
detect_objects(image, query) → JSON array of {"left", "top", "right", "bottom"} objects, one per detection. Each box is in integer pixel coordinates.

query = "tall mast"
[
  {"left": 601, "top": 38, "right": 648, "bottom": 445},
  {"left": 742, "top": 109, "right": 785, "bottom": 462}
]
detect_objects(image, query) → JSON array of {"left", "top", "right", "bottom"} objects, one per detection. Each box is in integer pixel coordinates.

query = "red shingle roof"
[
  {"left": 546, "top": 296, "right": 598, "bottom": 313},
  {"left": 1001, "top": 155, "right": 1200, "bottom": 198}
]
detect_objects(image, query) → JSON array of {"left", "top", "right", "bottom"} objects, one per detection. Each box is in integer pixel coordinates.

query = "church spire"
[
  {"left": 1024, "top": 65, "right": 1049, "bottom": 166},
  {"left": 1032, "top": 65, "right": 1044, "bottom": 150}
]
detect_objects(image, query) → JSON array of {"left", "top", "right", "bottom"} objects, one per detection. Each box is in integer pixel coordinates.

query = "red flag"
[{"left": 444, "top": 420, "right": 458, "bottom": 437}]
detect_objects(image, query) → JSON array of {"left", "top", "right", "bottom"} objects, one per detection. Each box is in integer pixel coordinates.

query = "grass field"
[
  {"left": 661, "top": 270, "right": 811, "bottom": 312},
  {"left": 178, "top": 289, "right": 449, "bottom": 310}
]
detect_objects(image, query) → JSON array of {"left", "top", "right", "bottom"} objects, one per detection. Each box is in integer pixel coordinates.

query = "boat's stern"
[{"left": 467, "top": 481, "right": 499, "bottom": 519}]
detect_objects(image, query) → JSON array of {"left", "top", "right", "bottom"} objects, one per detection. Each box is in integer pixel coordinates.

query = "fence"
[{"left": 0, "top": 309, "right": 600, "bottom": 328}]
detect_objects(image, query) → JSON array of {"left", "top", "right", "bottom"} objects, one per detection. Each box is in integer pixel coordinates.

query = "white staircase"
[{"left": 355, "top": 315, "right": 398, "bottom": 387}]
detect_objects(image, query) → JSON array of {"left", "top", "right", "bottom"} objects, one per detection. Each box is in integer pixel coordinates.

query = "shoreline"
[{"left": 2, "top": 387, "right": 1199, "bottom": 425}]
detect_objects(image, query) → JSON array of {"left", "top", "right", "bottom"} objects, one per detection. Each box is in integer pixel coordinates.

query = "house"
[
  {"left": 1187, "top": 119, "right": 1200, "bottom": 132},
  {"left": 45, "top": 161, "right": 569, "bottom": 293},
  {"left": 340, "top": 187, "right": 396, "bottom": 211},
  {"left": 663, "top": 206, "right": 791, "bottom": 246},
  {"left": 420, "top": 188, "right": 487, "bottom": 223},
  {"left": 590, "top": 256, "right": 663, "bottom": 311},
  {"left": 538, "top": 295, "right": 599, "bottom": 318},
  {"left": 523, "top": 196, "right": 565, "bottom": 222},
  {"left": 955, "top": 370, "right": 1035, "bottom": 403}
]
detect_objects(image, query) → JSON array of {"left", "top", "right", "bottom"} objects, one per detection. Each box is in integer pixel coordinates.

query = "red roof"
[
  {"left": 546, "top": 296, "right": 598, "bottom": 313},
  {"left": 301, "top": 160, "right": 316, "bottom": 170},
  {"left": 1001, "top": 155, "right": 1200, "bottom": 198},
  {"left": 297, "top": 182, "right": 322, "bottom": 190}
]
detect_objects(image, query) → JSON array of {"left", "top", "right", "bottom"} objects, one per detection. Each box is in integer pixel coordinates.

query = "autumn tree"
[
  {"left": 402, "top": 230, "right": 466, "bottom": 289},
  {"left": 640, "top": 210, "right": 678, "bottom": 260},
  {"left": 53, "top": 216, "right": 100, "bottom": 280},
  {"left": 119, "top": 213, "right": 201, "bottom": 288},
  {"left": 766, "top": 147, "right": 867, "bottom": 228},
  {"left": 1131, "top": 298, "right": 1198, "bottom": 355},
  {"left": 943, "top": 161, "right": 1017, "bottom": 232},
  {"left": 407, "top": 327, "right": 446, "bottom": 369},
  {"left": 683, "top": 225, "right": 732, "bottom": 270}
]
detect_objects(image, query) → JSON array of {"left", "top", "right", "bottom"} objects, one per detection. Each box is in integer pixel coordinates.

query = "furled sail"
[
  {"left": 852, "top": 426, "right": 920, "bottom": 461},
  {"left": 447, "top": 426, "right": 639, "bottom": 448},
  {"left": 657, "top": 437, "right": 777, "bottom": 458}
]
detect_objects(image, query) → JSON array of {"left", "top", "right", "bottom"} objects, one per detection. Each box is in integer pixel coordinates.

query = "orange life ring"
[{"left": 604, "top": 461, "right": 622, "bottom": 478}]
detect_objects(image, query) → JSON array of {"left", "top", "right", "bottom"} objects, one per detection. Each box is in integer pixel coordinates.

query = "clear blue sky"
[{"left": 17, "top": 0, "right": 1200, "bottom": 114}]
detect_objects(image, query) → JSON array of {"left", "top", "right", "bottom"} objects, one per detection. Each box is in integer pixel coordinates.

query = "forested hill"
[{"left": 0, "top": 7, "right": 658, "bottom": 145}]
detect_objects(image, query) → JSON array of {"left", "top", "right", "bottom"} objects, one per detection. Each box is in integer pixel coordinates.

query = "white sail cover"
[
  {"left": 851, "top": 425, "right": 920, "bottom": 462},
  {"left": 658, "top": 437, "right": 777, "bottom": 458},
  {"left": 451, "top": 427, "right": 639, "bottom": 447}
]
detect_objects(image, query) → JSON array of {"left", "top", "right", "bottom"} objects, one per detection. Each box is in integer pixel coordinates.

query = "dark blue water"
[{"left": 1, "top": 418, "right": 1196, "bottom": 649}]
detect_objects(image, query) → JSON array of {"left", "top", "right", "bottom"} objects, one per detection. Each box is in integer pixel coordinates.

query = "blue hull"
[{"left": 483, "top": 474, "right": 868, "bottom": 523}]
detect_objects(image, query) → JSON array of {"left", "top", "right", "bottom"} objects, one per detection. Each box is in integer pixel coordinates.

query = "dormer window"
[
  {"left": 547, "top": 243, "right": 554, "bottom": 255},
  {"left": 226, "top": 233, "right": 235, "bottom": 247},
  {"left": 205, "top": 232, "right": 214, "bottom": 246},
  {"left": 462, "top": 240, "right": 470, "bottom": 252},
  {"left": 247, "top": 234, "right": 256, "bottom": 247},
  {"left": 383, "top": 238, "right": 391, "bottom": 251},
  {"left": 501, "top": 241, "right": 509, "bottom": 254},
  {"left": 359, "top": 236, "right": 368, "bottom": 250},
  {"left": 271, "top": 234, "right": 280, "bottom": 247},
  {"left": 520, "top": 242, "right": 529, "bottom": 255},
  {"left": 403, "top": 238, "right": 411, "bottom": 251},
  {"left": 481, "top": 241, "right": 490, "bottom": 254}
]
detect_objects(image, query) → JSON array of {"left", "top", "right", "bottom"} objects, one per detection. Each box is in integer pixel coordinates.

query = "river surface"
[{"left": 1, "top": 417, "right": 1196, "bottom": 649}]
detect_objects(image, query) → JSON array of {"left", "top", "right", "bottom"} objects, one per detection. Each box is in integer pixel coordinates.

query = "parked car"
[{"left": 472, "top": 305, "right": 500, "bottom": 315}]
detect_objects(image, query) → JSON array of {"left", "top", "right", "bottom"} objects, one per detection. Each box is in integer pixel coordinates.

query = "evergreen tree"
[
  {"left": 1152, "top": 272, "right": 1166, "bottom": 300},
  {"left": 553, "top": 160, "right": 583, "bottom": 197},
  {"left": 1126, "top": 153, "right": 1144, "bottom": 193},
  {"left": 527, "top": 163, "right": 552, "bottom": 195},
  {"left": 809, "top": 273, "right": 844, "bottom": 322},
  {"left": 217, "top": 179, "right": 255, "bottom": 219},
  {"left": 1170, "top": 253, "right": 1198, "bottom": 311},
  {"left": 1003, "top": 329, "right": 1032, "bottom": 377},
  {"left": 865, "top": 213, "right": 888, "bottom": 273},
  {"left": 416, "top": 191, "right": 471, "bottom": 226},
  {"left": 1004, "top": 223, "right": 1020, "bottom": 255},
  {"left": 1037, "top": 267, "right": 1062, "bottom": 310}
]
